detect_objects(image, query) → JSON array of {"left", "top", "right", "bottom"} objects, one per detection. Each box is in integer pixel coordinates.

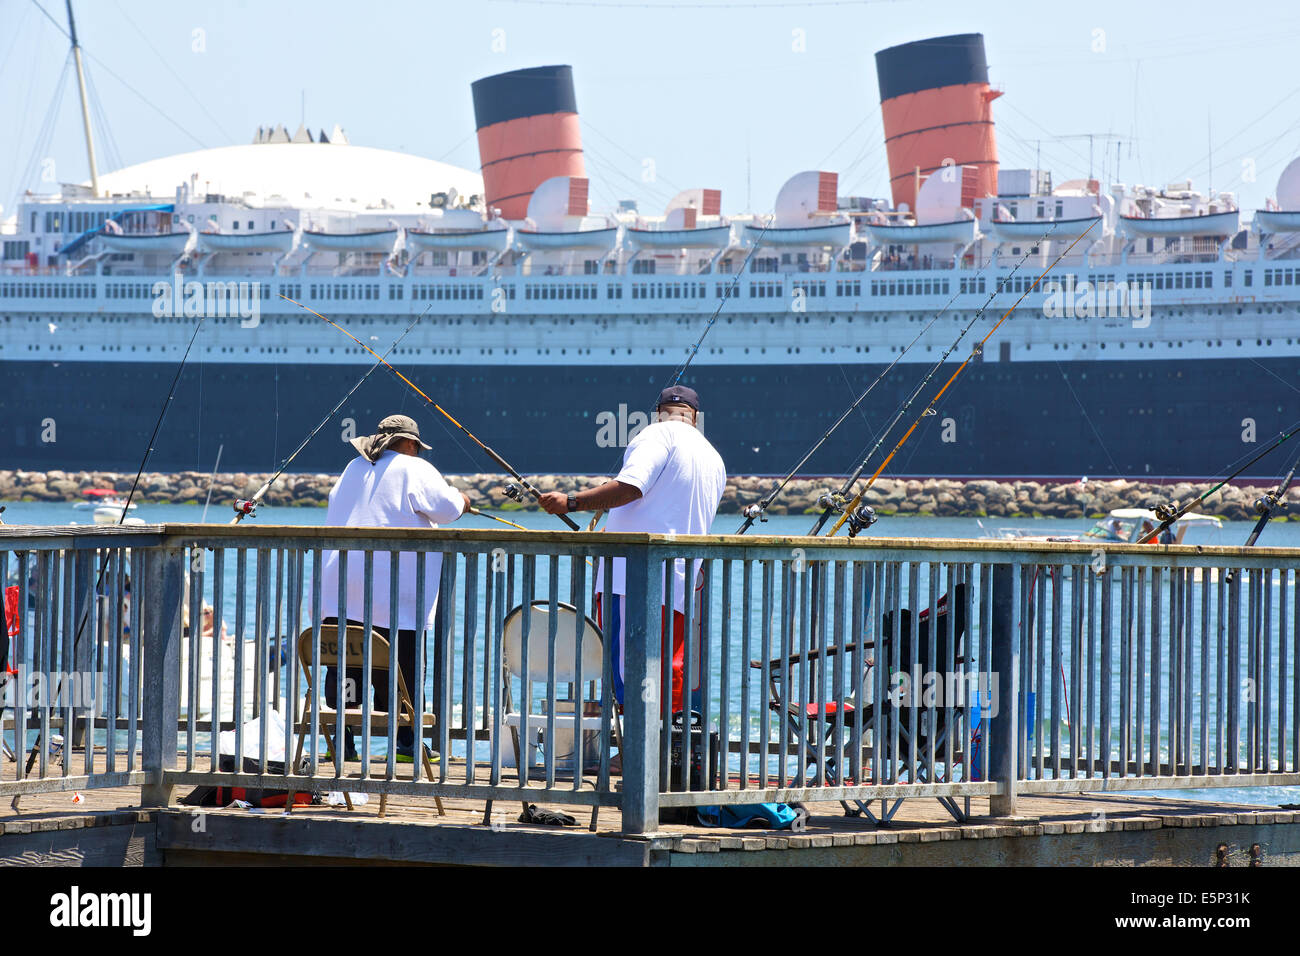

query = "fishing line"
[
  {"left": 19, "top": 312, "right": 207, "bottom": 784},
  {"left": 281, "top": 295, "right": 580, "bottom": 530},
  {"left": 805, "top": 222, "right": 1068, "bottom": 536},
  {"left": 231, "top": 306, "right": 430, "bottom": 523},
  {"left": 736, "top": 269, "right": 975, "bottom": 533},
  {"left": 667, "top": 221, "right": 769, "bottom": 387},
  {"left": 585, "top": 218, "right": 773, "bottom": 532},
  {"left": 825, "top": 221, "right": 1096, "bottom": 537}
]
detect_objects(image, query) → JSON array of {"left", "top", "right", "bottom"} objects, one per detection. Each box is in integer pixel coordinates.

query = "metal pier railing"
[{"left": 2, "top": 524, "right": 1298, "bottom": 833}]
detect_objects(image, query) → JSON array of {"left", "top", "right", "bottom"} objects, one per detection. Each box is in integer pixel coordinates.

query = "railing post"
[
  {"left": 989, "top": 562, "right": 1021, "bottom": 817},
  {"left": 621, "top": 542, "right": 662, "bottom": 834},
  {"left": 142, "top": 546, "right": 184, "bottom": 807}
]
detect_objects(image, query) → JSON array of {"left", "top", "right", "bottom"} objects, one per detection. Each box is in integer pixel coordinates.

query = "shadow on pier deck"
[{"left": 3, "top": 758, "right": 1298, "bottom": 867}]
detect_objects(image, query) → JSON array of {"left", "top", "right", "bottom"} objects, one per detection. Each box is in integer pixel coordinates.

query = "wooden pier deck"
[{"left": 3, "top": 754, "right": 1299, "bottom": 866}]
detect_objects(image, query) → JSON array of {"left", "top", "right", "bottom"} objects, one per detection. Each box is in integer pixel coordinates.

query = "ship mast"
[{"left": 66, "top": 0, "right": 100, "bottom": 197}]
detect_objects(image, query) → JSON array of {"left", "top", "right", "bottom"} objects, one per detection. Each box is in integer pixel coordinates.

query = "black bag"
[
  {"left": 179, "top": 755, "right": 318, "bottom": 809},
  {"left": 661, "top": 711, "right": 720, "bottom": 824}
]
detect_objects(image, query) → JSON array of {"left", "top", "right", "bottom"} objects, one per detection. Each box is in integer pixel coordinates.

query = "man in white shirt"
[
  {"left": 539, "top": 386, "right": 726, "bottom": 712},
  {"left": 318, "top": 414, "right": 469, "bottom": 761}
]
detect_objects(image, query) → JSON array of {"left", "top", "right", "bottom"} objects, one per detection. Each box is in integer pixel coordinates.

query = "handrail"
[{"left": 2, "top": 523, "right": 1298, "bottom": 833}]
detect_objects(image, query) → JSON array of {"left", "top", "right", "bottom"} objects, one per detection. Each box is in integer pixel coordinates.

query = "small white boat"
[
  {"left": 996, "top": 508, "right": 1223, "bottom": 545},
  {"left": 91, "top": 500, "right": 137, "bottom": 525}
]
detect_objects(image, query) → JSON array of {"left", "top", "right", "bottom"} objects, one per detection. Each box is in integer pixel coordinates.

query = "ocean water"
[{"left": 4, "top": 499, "right": 1299, "bottom": 808}]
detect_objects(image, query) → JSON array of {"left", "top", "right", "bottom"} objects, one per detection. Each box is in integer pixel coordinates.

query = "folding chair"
[
  {"left": 290, "top": 624, "right": 443, "bottom": 818},
  {"left": 755, "top": 582, "right": 971, "bottom": 824},
  {"left": 493, "top": 600, "right": 620, "bottom": 831}
]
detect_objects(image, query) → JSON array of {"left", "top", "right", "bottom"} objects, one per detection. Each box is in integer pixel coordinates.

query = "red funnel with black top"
[
  {"left": 875, "top": 34, "right": 1001, "bottom": 212},
  {"left": 471, "top": 65, "right": 586, "bottom": 220}
]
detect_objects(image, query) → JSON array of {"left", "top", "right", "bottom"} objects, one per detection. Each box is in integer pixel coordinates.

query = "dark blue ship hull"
[{"left": 4, "top": 357, "right": 1295, "bottom": 481}]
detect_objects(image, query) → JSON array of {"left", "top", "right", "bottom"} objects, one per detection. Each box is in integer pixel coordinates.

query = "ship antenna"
[{"left": 65, "top": 0, "right": 100, "bottom": 197}]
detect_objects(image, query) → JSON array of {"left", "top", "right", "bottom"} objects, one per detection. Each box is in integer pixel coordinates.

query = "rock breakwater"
[{"left": 0, "top": 470, "right": 1287, "bottom": 522}]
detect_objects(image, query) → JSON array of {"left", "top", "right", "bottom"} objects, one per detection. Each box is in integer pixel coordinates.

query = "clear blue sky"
[{"left": 3, "top": 0, "right": 1299, "bottom": 220}]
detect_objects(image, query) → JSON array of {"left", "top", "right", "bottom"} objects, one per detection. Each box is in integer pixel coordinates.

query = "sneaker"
[
  {"left": 395, "top": 742, "right": 439, "bottom": 765},
  {"left": 324, "top": 734, "right": 359, "bottom": 762}
]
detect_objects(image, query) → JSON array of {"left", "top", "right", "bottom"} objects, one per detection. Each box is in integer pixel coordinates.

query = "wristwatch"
[{"left": 567, "top": 494, "right": 580, "bottom": 513}]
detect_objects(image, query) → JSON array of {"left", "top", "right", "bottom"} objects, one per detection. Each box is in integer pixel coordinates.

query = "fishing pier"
[{"left": 2, "top": 524, "right": 1299, "bottom": 866}]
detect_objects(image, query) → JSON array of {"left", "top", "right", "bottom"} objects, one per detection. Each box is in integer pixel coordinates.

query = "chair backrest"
[
  {"left": 503, "top": 601, "right": 604, "bottom": 685},
  {"left": 296, "top": 624, "right": 401, "bottom": 700},
  {"left": 878, "top": 583, "right": 969, "bottom": 673}
]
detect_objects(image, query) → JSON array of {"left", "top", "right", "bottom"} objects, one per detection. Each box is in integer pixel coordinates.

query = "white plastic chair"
[{"left": 497, "top": 600, "right": 619, "bottom": 830}]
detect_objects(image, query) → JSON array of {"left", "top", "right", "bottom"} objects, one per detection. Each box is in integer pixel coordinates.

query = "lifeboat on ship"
[
  {"left": 626, "top": 188, "right": 731, "bottom": 249},
  {"left": 987, "top": 214, "right": 1101, "bottom": 242},
  {"left": 1118, "top": 208, "right": 1239, "bottom": 238},
  {"left": 198, "top": 230, "right": 296, "bottom": 253},
  {"left": 745, "top": 171, "right": 852, "bottom": 247},
  {"left": 1255, "top": 157, "right": 1300, "bottom": 234},
  {"left": 406, "top": 226, "right": 511, "bottom": 253},
  {"left": 514, "top": 175, "right": 618, "bottom": 252},
  {"left": 98, "top": 231, "right": 192, "bottom": 255},
  {"left": 302, "top": 228, "right": 400, "bottom": 252}
]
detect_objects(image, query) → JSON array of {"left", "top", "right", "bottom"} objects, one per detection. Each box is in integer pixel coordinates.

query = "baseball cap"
[{"left": 656, "top": 385, "right": 700, "bottom": 411}]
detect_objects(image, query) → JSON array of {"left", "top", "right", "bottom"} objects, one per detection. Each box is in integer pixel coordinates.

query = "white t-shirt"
[
  {"left": 597, "top": 420, "right": 726, "bottom": 612},
  {"left": 319, "top": 450, "right": 465, "bottom": 630}
]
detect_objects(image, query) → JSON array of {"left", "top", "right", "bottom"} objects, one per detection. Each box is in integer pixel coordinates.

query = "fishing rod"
[
  {"left": 1240, "top": 445, "right": 1300, "bottom": 549},
  {"left": 802, "top": 222, "right": 1068, "bottom": 537},
  {"left": 231, "top": 306, "right": 430, "bottom": 523},
  {"left": 467, "top": 506, "right": 528, "bottom": 531},
  {"left": 280, "top": 295, "right": 580, "bottom": 530},
  {"left": 1237, "top": 442, "right": 1300, "bottom": 546},
  {"left": 582, "top": 220, "right": 772, "bottom": 533},
  {"left": 825, "top": 220, "right": 1097, "bottom": 538},
  {"left": 18, "top": 314, "right": 208, "bottom": 791},
  {"left": 736, "top": 224, "right": 1061, "bottom": 535},
  {"left": 1137, "top": 421, "right": 1300, "bottom": 545}
]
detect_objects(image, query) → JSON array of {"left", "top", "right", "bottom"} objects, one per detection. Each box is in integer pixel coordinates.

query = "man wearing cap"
[
  {"left": 539, "top": 386, "right": 726, "bottom": 712},
  {"left": 318, "top": 414, "right": 469, "bottom": 762}
]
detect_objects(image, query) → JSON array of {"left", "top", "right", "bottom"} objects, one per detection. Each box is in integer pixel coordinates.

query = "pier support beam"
[
  {"left": 621, "top": 548, "right": 662, "bottom": 835},
  {"left": 142, "top": 548, "right": 184, "bottom": 808},
  {"left": 989, "top": 562, "right": 1021, "bottom": 818}
]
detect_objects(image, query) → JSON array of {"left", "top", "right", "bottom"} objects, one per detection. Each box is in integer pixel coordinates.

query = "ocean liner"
[{"left": 4, "top": 30, "right": 1300, "bottom": 482}]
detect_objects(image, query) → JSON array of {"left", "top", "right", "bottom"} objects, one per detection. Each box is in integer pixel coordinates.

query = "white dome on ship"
[{"left": 88, "top": 142, "right": 483, "bottom": 212}]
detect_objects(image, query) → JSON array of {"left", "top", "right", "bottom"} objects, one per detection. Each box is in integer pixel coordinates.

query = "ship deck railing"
[{"left": 2, "top": 524, "right": 1298, "bottom": 834}]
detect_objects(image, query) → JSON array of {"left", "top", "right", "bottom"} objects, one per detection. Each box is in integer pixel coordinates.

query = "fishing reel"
[
  {"left": 742, "top": 502, "right": 768, "bottom": 523},
  {"left": 233, "top": 498, "right": 257, "bottom": 518},
  {"left": 502, "top": 482, "right": 527, "bottom": 504},
  {"left": 1255, "top": 489, "right": 1286, "bottom": 516},
  {"left": 818, "top": 492, "right": 848, "bottom": 514},
  {"left": 845, "top": 504, "right": 878, "bottom": 538},
  {"left": 1153, "top": 500, "right": 1181, "bottom": 523}
]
